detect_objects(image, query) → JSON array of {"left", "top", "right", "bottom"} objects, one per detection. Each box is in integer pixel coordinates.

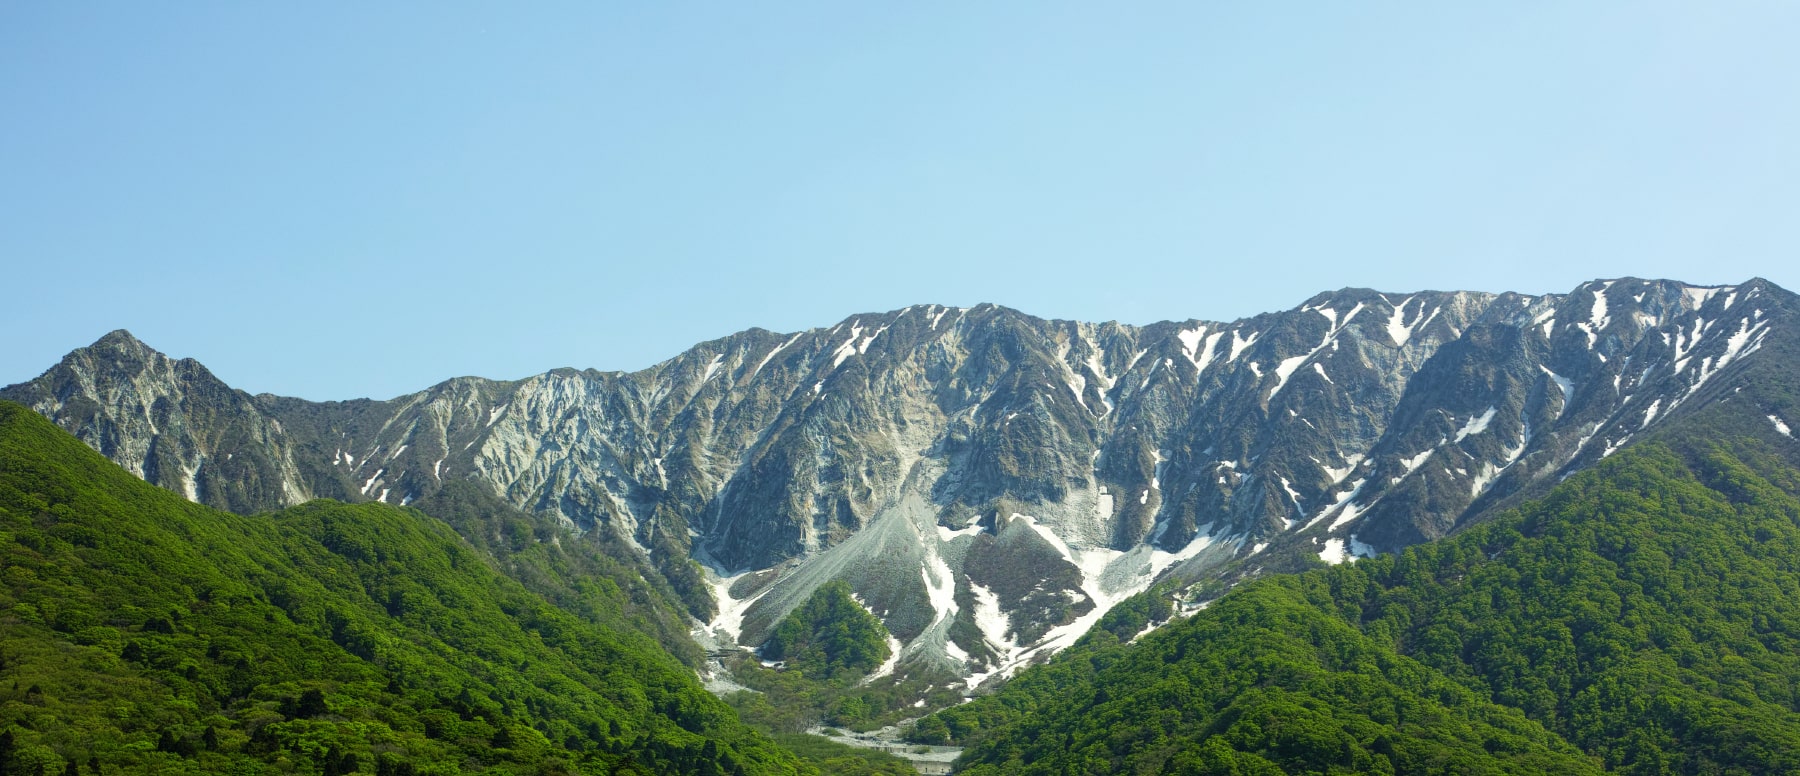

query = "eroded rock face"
[{"left": 9, "top": 277, "right": 1797, "bottom": 686}]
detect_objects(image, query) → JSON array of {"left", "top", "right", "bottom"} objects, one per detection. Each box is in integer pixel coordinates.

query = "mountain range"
[
  {"left": 6, "top": 276, "right": 1797, "bottom": 694},
  {"left": 920, "top": 435, "right": 1800, "bottom": 774}
]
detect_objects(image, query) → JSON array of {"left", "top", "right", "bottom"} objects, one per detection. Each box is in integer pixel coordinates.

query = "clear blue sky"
[{"left": 4, "top": 3, "right": 1797, "bottom": 400}]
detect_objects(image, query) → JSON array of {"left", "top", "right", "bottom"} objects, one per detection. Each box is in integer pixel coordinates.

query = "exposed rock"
[{"left": 9, "top": 277, "right": 1797, "bottom": 687}]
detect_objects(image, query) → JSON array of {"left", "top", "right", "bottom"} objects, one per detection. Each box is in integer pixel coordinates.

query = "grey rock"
[{"left": 8, "top": 277, "right": 1797, "bottom": 687}]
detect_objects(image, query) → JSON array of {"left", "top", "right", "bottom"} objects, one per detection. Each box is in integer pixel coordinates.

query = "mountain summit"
[{"left": 7, "top": 277, "right": 1798, "bottom": 688}]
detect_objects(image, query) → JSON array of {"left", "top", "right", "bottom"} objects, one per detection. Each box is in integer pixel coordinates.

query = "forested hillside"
[
  {"left": 0, "top": 402, "right": 803, "bottom": 775},
  {"left": 405, "top": 481, "right": 704, "bottom": 667},
  {"left": 761, "top": 581, "right": 892, "bottom": 680},
  {"left": 917, "top": 440, "right": 1800, "bottom": 775}
]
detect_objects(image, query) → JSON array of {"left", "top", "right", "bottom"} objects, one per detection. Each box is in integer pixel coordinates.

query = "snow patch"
[
  {"left": 1270, "top": 302, "right": 1363, "bottom": 398},
  {"left": 1771, "top": 415, "right": 1793, "bottom": 438},
  {"left": 1305, "top": 477, "right": 1368, "bottom": 531},
  {"left": 1278, "top": 476, "right": 1303, "bottom": 506},
  {"left": 1385, "top": 298, "right": 1441, "bottom": 347},
  {"left": 1672, "top": 319, "right": 1706, "bottom": 373},
  {"left": 1228, "top": 330, "right": 1260, "bottom": 362},
  {"left": 1570, "top": 283, "right": 1615, "bottom": 350},
  {"left": 862, "top": 633, "right": 905, "bottom": 684},
  {"left": 921, "top": 554, "right": 959, "bottom": 631},
  {"left": 1328, "top": 493, "right": 1369, "bottom": 532},
  {"left": 1588, "top": 286, "right": 1611, "bottom": 332},
  {"left": 701, "top": 353, "right": 725, "bottom": 383},
  {"left": 753, "top": 333, "right": 804, "bottom": 376},
  {"left": 708, "top": 571, "right": 775, "bottom": 647},
  {"left": 1064, "top": 371, "right": 1089, "bottom": 412},
  {"left": 1540, "top": 367, "right": 1573, "bottom": 418},
  {"left": 1469, "top": 464, "right": 1499, "bottom": 498},
  {"left": 1534, "top": 308, "right": 1556, "bottom": 340},
  {"left": 1084, "top": 353, "right": 1117, "bottom": 415},
  {"left": 1084, "top": 346, "right": 1116, "bottom": 390},
  {"left": 1319, "top": 538, "right": 1350, "bottom": 565},
  {"left": 968, "top": 582, "right": 1016, "bottom": 659},
  {"left": 944, "top": 639, "right": 969, "bottom": 666},
  {"left": 182, "top": 459, "right": 201, "bottom": 502},
  {"left": 1454, "top": 407, "right": 1497, "bottom": 443},
  {"left": 928, "top": 306, "right": 951, "bottom": 330},
  {"left": 830, "top": 322, "right": 866, "bottom": 369},
  {"left": 1177, "top": 325, "right": 1226, "bottom": 375},
  {"left": 1123, "top": 348, "right": 1150, "bottom": 375},
  {"left": 1271, "top": 354, "right": 1310, "bottom": 396},
  {"left": 1683, "top": 317, "right": 1771, "bottom": 401},
  {"left": 1602, "top": 435, "right": 1632, "bottom": 459},
  {"left": 993, "top": 514, "right": 1217, "bottom": 680},
  {"left": 937, "top": 521, "right": 985, "bottom": 541},
  {"left": 1319, "top": 454, "right": 1363, "bottom": 486},
  {"left": 1684, "top": 285, "right": 1724, "bottom": 309},
  {"left": 1400, "top": 448, "right": 1434, "bottom": 474}
]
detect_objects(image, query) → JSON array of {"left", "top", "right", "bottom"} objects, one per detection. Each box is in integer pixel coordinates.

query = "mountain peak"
[
  {"left": 80, "top": 328, "right": 164, "bottom": 364},
  {"left": 93, "top": 328, "right": 145, "bottom": 347}
]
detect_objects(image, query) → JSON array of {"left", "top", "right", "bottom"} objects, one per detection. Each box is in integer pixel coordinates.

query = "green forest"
[
  {"left": 760, "top": 581, "right": 891, "bottom": 680},
  {"left": 0, "top": 402, "right": 812, "bottom": 775},
  {"left": 916, "top": 439, "right": 1800, "bottom": 774}
]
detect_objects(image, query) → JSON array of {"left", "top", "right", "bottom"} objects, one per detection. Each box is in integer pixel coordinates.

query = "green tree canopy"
[
  {"left": 763, "top": 581, "right": 892, "bottom": 680},
  {"left": 0, "top": 401, "right": 807, "bottom": 775}
]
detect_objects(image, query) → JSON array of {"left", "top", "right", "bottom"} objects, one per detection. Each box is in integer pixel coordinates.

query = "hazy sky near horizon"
[{"left": 4, "top": 3, "right": 1797, "bottom": 400}]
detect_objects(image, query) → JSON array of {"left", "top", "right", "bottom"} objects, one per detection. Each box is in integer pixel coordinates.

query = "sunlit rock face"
[{"left": 11, "top": 277, "right": 1796, "bottom": 686}]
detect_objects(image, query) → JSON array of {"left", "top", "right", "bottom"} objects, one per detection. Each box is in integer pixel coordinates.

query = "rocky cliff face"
[{"left": 9, "top": 277, "right": 1797, "bottom": 688}]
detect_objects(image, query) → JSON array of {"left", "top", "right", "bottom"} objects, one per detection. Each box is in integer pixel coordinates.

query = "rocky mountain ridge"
[{"left": 7, "top": 276, "right": 1796, "bottom": 689}]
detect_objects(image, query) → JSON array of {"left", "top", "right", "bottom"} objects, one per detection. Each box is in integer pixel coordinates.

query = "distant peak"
[
  {"left": 93, "top": 329, "right": 146, "bottom": 349},
  {"left": 75, "top": 329, "right": 169, "bottom": 368}
]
